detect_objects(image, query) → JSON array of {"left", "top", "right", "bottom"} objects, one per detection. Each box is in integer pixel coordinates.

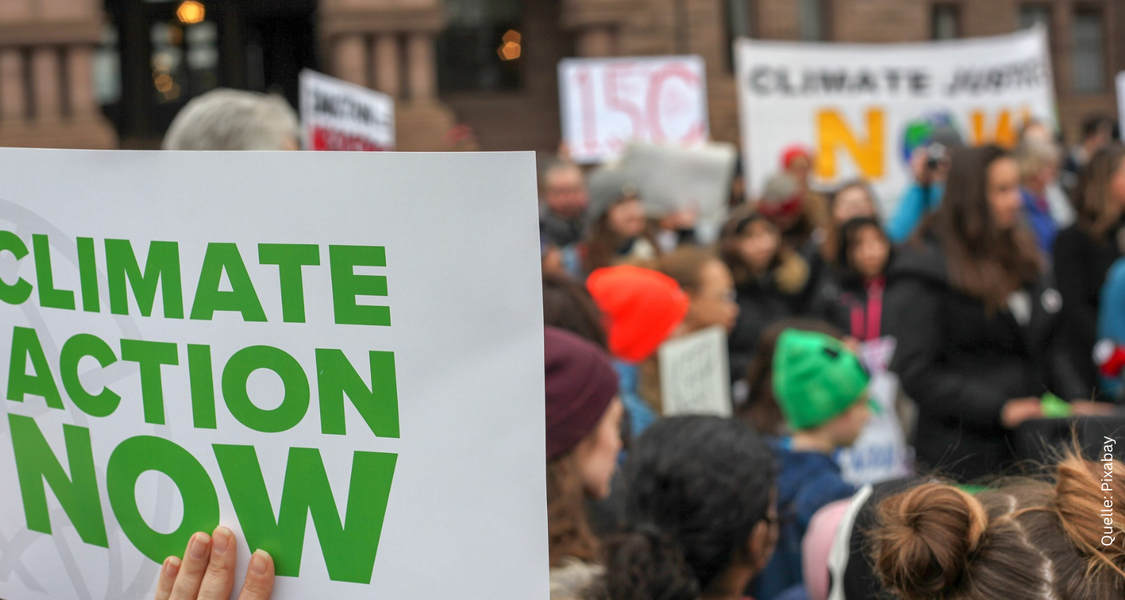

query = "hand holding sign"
[{"left": 153, "top": 527, "right": 274, "bottom": 600}]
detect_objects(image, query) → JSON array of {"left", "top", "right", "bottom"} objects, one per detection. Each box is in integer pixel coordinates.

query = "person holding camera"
[{"left": 887, "top": 131, "right": 961, "bottom": 243}]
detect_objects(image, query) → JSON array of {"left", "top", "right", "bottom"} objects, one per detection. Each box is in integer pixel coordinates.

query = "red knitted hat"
[
  {"left": 586, "top": 266, "right": 689, "bottom": 363},
  {"left": 545, "top": 327, "right": 619, "bottom": 460}
]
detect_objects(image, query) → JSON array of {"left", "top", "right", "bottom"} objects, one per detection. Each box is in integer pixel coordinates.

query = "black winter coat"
[
  {"left": 885, "top": 240, "right": 1085, "bottom": 482},
  {"left": 1052, "top": 221, "right": 1124, "bottom": 393},
  {"left": 728, "top": 278, "right": 798, "bottom": 383}
]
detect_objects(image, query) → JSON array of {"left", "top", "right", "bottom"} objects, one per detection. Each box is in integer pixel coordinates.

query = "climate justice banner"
[
  {"left": 300, "top": 69, "right": 395, "bottom": 151},
  {"left": 0, "top": 149, "right": 545, "bottom": 600},
  {"left": 735, "top": 27, "right": 1056, "bottom": 214},
  {"left": 558, "top": 55, "right": 710, "bottom": 164}
]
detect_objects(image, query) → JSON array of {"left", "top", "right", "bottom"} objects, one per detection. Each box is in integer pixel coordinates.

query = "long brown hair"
[
  {"left": 920, "top": 145, "right": 1041, "bottom": 311},
  {"left": 584, "top": 197, "right": 660, "bottom": 273},
  {"left": 547, "top": 455, "right": 599, "bottom": 567},
  {"left": 720, "top": 203, "right": 781, "bottom": 287},
  {"left": 1073, "top": 143, "right": 1125, "bottom": 242},
  {"left": 872, "top": 453, "right": 1125, "bottom": 600}
]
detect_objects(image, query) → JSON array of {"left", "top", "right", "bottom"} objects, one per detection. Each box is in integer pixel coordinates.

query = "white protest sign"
[
  {"left": 735, "top": 27, "right": 1056, "bottom": 215},
  {"left": 0, "top": 150, "right": 545, "bottom": 600},
  {"left": 300, "top": 69, "right": 395, "bottom": 151},
  {"left": 837, "top": 338, "right": 912, "bottom": 486},
  {"left": 1117, "top": 71, "right": 1125, "bottom": 133},
  {"left": 558, "top": 55, "right": 709, "bottom": 164},
  {"left": 658, "top": 327, "right": 732, "bottom": 417}
]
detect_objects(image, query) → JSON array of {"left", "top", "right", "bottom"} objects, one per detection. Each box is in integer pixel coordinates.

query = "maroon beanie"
[{"left": 545, "top": 326, "right": 619, "bottom": 460}]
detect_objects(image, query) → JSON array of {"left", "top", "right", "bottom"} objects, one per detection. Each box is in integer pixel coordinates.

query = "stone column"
[
  {"left": 406, "top": 32, "right": 435, "bottom": 101},
  {"left": 31, "top": 47, "right": 61, "bottom": 121},
  {"left": 334, "top": 34, "right": 368, "bottom": 86},
  {"left": 67, "top": 45, "right": 96, "bottom": 117},
  {"left": 0, "top": 49, "right": 26, "bottom": 121},
  {"left": 373, "top": 34, "right": 401, "bottom": 98}
]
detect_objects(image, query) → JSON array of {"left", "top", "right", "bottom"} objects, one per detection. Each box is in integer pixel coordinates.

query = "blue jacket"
[
  {"left": 1021, "top": 188, "right": 1058, "bottom": 255},
  {"left": 755, "top": 444, "right": 855, "bottom": 600},
  {"left": 613, "top": 360, "right": 656, "bottom": 438},
  {"left": 887, "top": 183, "right": 944, "bottom": 243},
  {"left": 1097, "top": 258, "right": 1125, "bottom": 397}
]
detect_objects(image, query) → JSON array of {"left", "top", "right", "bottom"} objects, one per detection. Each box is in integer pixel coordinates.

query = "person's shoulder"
[
  {"left": 887, "top": 237, "right": 947, "bottom": 287},
  {"left": 549, "top": 558, "right": 604, "bottom": 600}
]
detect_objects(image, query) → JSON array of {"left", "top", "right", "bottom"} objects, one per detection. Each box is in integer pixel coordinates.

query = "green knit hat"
[{"left": 772, "top": 329, "right": 872, "bottom": 431}]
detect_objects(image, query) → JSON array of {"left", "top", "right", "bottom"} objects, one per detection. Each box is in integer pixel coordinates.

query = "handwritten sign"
[{"left": 658, "top": 327, "right": 732, "bottom": 418}]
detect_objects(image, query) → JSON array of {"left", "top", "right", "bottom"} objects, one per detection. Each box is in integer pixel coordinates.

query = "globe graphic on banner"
[{"left": 900, "top": 112, "right": 962, "bottom": 164}]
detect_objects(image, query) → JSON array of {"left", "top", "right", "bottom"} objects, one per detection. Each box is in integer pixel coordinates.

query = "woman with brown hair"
[
  {"left": 721, "top": 204, "right": 814, "bottom": 383},
  {"left": 871, "top": 453, "right": 1125, "bottom": 600},
  {"left": 544, "top": 327, "right": 625, "bottom": 600},
  {"left": 885, "top": 144, "right": 1087, "bottom": 482},
  {"left": 1054, "top": 143, "right": 1125, "bottom": 392},
  {"left": 582, "top": 188, "right": 660, "bottom": 274}
]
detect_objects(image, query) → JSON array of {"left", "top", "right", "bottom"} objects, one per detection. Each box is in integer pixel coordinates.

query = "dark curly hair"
[{"left": 596, "top": 416, "right": 776, "bottom": 600}]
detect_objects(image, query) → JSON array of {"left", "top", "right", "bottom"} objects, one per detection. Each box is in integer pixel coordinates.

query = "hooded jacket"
[{"left": 884, "top": 238, "right": 1084, "bottom": 481}]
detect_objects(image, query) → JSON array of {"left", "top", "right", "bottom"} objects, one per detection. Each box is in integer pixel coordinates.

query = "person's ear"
[{"left": 746, "top": 520, "right": 776, "bottom": 575}]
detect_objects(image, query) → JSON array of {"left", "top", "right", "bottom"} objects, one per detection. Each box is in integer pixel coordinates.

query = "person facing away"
[
  {"left": 870, "top": 453, "right": 1125, "bottom": 600},
  {"left": 1054, "top": 144, "right": 1125, "bottom": 394},
  {"left": 543, "top": 327, "right": 625, "bottom": 600},
  {"left": 163, "top": 89, "right": 299, "bottom": 151},
  {"left": 593, "top": 416, "right": 778, "bottom": 600},
  {"left": 1014, "top": 137, "right": 1062, "bottom": 255},
  {"left": 885, "top": 145, "right": 1090, "bottom": 483},
  {"left": 753, "top": 329, "right": 871, "bottom": 600},
  {"left": 541, "top": 160, "right": 591, "bottom": 250},
  {"left": 586, "top": 265, "right": 689, "bottom": 437}
]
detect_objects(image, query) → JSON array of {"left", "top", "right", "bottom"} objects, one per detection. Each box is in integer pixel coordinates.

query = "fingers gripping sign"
[{"left": 154, "top": 527, "right": 275, "bottom": 600}]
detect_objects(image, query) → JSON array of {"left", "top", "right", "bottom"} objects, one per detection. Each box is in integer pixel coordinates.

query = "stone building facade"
[{"left": 0, "top": 0, "right": 1121, "bottom": 152}]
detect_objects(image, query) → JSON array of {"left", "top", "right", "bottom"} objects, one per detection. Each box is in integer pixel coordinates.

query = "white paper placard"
[
  {"left": 1116, "top": 71, "right": 1125, "bottom": 134},
  {"left": 300, "top": 69, "right": 395, "bottom": 151},
  {"left": 0, "top": 149, "right": 545, "bottom": 600},
  {"left": 558, "top": 55, "right": 709, "bottom": 164},
  {"left": 658, "top": 327, "right": 732, "bottom": 418}
]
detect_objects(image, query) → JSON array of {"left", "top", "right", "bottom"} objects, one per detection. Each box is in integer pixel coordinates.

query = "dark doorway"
[{"left": 102, "top": 0, "right": 318, "bottom": 147}]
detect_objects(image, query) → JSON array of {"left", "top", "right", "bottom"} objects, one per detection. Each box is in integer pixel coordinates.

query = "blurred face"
[
  {"left": 573, "top": 398, "right": 624, "bottom": 499},
  {"left": 1111, "top": 158, "right": 1125, "bottom": 209},
  {"left": 787, "top": 155, "right": 812, "bottom": 190},
  {"left": 833, "top": 186, "right": 877, "bottom": 224},
  {"left": 686, "top": 260, "right": 739, "bottom": 333},
  {"left": 987, "top": 157, "right": 1022, "bottom": 230},
  {"left": 545, "top": 166, "right": 589, "bottom": 219},
  {"left": 850, "top": 225, "right": 890, "bottom": 280},
  {"left": 737, "top": 220, "right": 781, "bottom": 274},
  {"left": 607, "top": 197, "right": 647, "bottom": 239}
]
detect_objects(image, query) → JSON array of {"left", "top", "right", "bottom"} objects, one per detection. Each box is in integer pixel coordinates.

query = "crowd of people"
[
  {"left": 535, "top": 112, "right": 1125, "bottom": 599},
  {"left": 89, "top": 89, "right": 1125, "bottom": 600}
]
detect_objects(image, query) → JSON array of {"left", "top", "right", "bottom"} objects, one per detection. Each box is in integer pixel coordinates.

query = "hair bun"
[
  {"left": 600, "top": 524, "right": 699, "bottom": 600},
  {"left": 1053, "top": 456, "right": 1125, "bottom": 574},
  {"left": 873, "top": 483, "right": 989, "bottom": 600}
]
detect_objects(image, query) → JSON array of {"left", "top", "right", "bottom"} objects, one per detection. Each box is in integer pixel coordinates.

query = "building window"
[
  {"left": 1072, "top": 9, "right": 1106, "bottom": 94},
  {"left": 932, "top": 4, "right": 960, "bottom": 40},
  {"left": 1018, "top": 4, "right": 1050, "bottom": 30},
  {"left": 437, "top": 0, "right": 522, "bottom": 94},
  {"left": 798, "top": 0, "right": 825, "bottom": 41}
]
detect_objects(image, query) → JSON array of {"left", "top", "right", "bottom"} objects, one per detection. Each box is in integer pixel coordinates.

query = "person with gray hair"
[
  {"left": 163, "top": 89, "right": 300, "bottom": 151},
  {"left": 1015, "top": 136, "right": 1062, "bottom": 254}
]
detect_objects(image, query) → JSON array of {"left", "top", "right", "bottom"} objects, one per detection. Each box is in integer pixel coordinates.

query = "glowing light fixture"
[
  {"left": 176, "top": 1, "right": 205, "bottom": 25},
  {"left": 497, "top": 30, "right": 522, "bottom": 61}
]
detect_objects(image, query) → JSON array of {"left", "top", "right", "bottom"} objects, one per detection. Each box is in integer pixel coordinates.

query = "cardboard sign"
[
  {"left": 0, "top": 150, "right": 545, "bottom": 600},
  {"left": 735, "top": 27, "right": 1056, "bottom": 215},
  {"left": 658, "top": 327, "right": 732, "bottom": 418},
  {"left": 558, "top": 56, "right": 709, "bottom": 164},
  {"left": 299, "top": 69, "right": 395, "bottom": 151}
]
